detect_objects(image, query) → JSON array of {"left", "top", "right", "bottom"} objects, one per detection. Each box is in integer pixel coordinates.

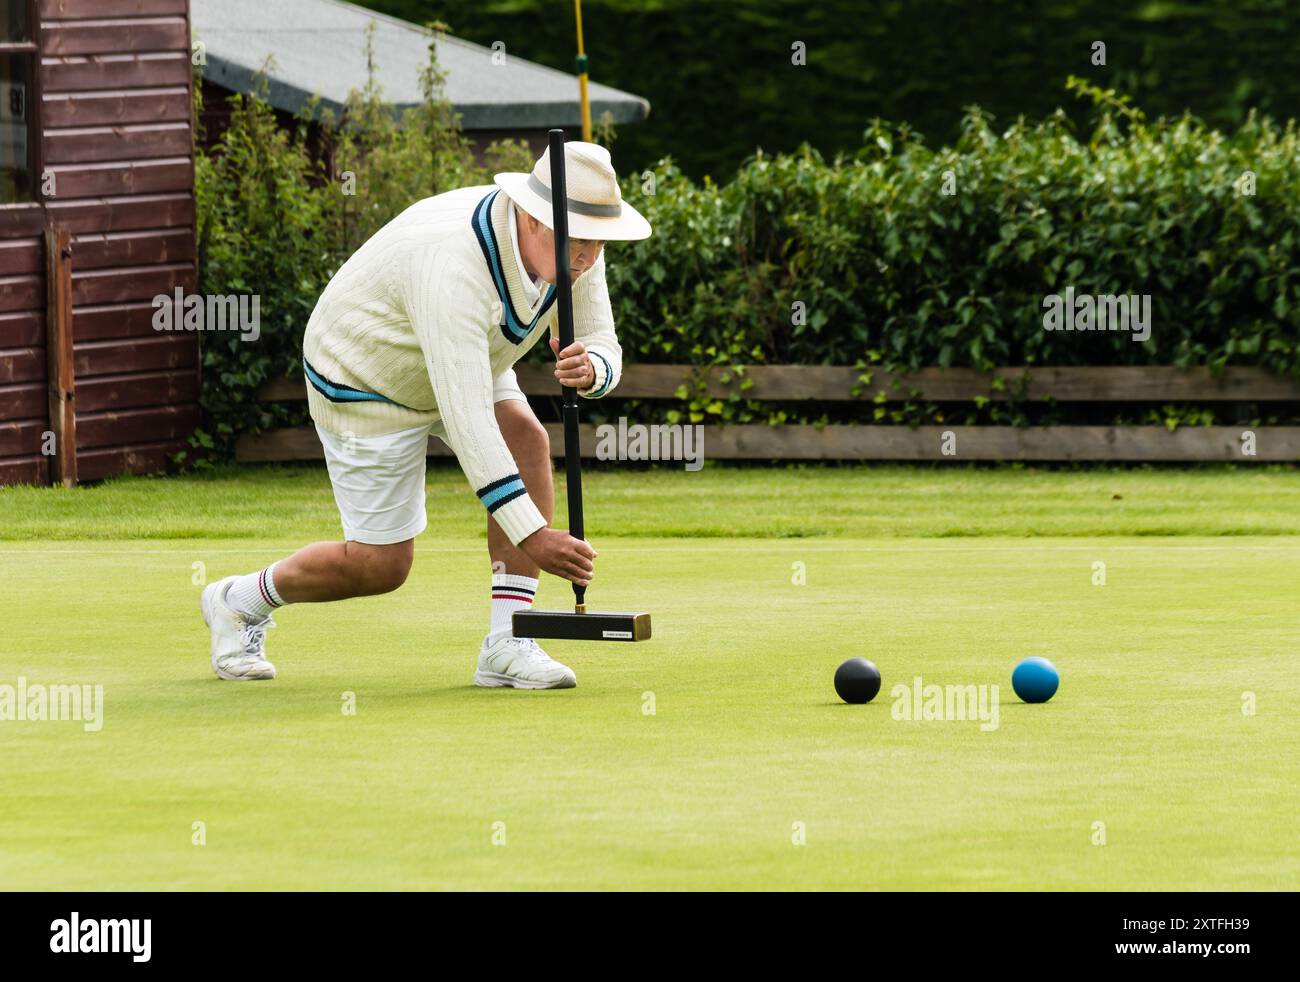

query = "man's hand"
[
  {"left": 519, "top": 527, "right": 597, "bottom": 586},
  {"left": 550, "top": 337, "right": 595, "bottom": 389}
]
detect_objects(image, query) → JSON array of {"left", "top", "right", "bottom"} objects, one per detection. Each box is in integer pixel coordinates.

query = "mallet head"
[{"left": 512, "top": 609, "right": 651, "bottom": 642}]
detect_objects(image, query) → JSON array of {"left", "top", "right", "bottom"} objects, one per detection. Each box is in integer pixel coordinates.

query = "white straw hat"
[{"left": 494, "top": 141, "right": 652, "bottom": 241}]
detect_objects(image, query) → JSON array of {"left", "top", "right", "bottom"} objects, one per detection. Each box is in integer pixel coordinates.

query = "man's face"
[{"left": 519, "top": 211, "right": 605, "bottom": 285}]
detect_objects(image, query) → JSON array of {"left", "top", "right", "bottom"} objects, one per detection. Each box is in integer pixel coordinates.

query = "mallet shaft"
[{"left": 548, "top": 128, "right": 587, "bottom": 612}]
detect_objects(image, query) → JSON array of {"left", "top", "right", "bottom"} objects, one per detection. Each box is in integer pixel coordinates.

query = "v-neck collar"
[
  {"left": 506, "top": 197, "right": 546, "bottom": 305},
  {"left": 471, "top": 188, "right": 558, "bottom": 345}
]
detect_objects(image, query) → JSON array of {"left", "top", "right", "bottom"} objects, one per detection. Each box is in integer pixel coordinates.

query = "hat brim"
[{"left": 494, "top": 172, "right": 652, "bottom": 241}]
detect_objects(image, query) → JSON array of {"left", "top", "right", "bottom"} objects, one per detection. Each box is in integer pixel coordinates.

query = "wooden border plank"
[
  {"left": 258, "top": 365, "right": 1300, "bottom": 404},
  {"left": 235, "top": 424, "right": 1300, "bottom": 464},
  {"left": 677, "top": 425, "right": 1293, "bottom": 462}
]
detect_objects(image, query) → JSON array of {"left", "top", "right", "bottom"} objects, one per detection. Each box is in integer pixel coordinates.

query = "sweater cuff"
[
  {"left": 477, "top": 475, "right": 548, "bottom": 546},
  {"left": 494, "top": 494, "right": 548, "bottom": 546},
  {"left": 579, "top": 350, "right": 615, "bottom": 399}
]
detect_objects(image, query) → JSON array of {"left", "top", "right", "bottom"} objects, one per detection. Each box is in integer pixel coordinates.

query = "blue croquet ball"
[
  {"left": 1012, "top": 656, "right": 1060, "bottom": 703},
  {"left": 834, "top": 658, "right": 881, "bottom": 704}
]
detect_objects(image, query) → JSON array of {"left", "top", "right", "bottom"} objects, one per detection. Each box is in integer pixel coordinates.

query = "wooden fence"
[{"left": 236, "top": 364, "right": 1300, "bottom": 463}]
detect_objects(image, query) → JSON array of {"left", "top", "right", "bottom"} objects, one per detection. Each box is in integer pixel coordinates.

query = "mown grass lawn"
[{"left": 1, "top": 463, "right": 1296, "bottom": 889}]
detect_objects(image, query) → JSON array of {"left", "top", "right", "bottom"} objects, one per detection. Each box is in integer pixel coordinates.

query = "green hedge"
[
  {"left": 596, "top": 78, "right": 1299, "bottom": 427},
  {"left": 194, "top": 72, "right": 1300, "bottom": 453},
  {"left": 192, "top": 30, "right": 535, "bottom": 456}
]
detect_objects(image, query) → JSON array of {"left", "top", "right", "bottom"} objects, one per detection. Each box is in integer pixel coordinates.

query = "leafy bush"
[
  {"left": 193, "top": 24, "right": 534, "bottom": 453},
  {"left": 195, "top": 64, "right": 1300, "bottom": 447},
  {"left": 597, "top": 78, "right": 1300, "bottom": 427}
]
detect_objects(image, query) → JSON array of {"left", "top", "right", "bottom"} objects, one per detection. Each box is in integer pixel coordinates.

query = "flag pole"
[{"left": 574, "top": 0, "right": 592, "bottom": 141}]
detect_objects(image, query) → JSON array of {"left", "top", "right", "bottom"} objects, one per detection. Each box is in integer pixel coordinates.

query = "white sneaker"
[
  {"left": 475, "top": 634, "right": 576, "bottom": 690},
  {"left": 200, "top": 575, "right": 278, "bottom": 681}
]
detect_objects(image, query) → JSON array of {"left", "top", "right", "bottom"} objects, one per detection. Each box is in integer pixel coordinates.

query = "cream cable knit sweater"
[{"left": 301, "top": 185, "right": 623, "bottom": 546}]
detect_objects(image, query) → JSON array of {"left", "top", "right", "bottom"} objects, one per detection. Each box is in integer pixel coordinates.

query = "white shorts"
[{"left": 316, "top": 369, "right": 529, "bottom": 545}]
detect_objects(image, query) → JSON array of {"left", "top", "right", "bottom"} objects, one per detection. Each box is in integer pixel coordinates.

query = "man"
[{"left": 200, "top": 142, "right": 652, "bottom": 689}]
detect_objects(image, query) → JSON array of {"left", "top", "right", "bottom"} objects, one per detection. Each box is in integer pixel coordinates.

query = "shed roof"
[{"left": 191, "top": 0, "right": 651, "bottom": 129}]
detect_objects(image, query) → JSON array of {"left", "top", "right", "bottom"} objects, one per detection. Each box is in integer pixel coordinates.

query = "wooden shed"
[{"left": 0, "top": 0, "right": 197, "bottom": 487}]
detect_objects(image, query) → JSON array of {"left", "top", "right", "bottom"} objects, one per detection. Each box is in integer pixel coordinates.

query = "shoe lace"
[
  {"left": 515, "top": 637, "right": 549, "bottom": 663},
  {"left": 240, "top": 615, "right": 275, "bottom": 657}
]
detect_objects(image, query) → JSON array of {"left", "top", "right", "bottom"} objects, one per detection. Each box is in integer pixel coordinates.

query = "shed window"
[
  {"left": 0, "top": 0, "right": 35, "bottom": 204},
  {"left": 1, "top": 1, "right": 28, "bottom": 41}
]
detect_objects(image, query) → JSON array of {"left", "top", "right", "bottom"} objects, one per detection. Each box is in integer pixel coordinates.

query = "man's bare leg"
[
  {"left": 220, "top": 401, "right": 546, "bottom": 619},
  {"left": 480, "top": 399, "right": 554, "bottom": 646},
  {"left": 203, "top": 538, "right": 413, "bottom": 681},
  {"left": 270, "top": 538, "right": 415, "bottom": 603},
  {"left": 272, "top": 402, "right": 550, "bottom": 601},
  {"left": 475, "top": 398, "right": 577, "bottom": 686}
]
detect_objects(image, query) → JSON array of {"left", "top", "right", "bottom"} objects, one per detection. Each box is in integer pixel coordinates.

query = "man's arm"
[
  {"left": 570, "top": 251, "right": 622, "bottom": 399},
  {"left": 401, "top": 250, "right": 548, "bottom": 547},
  {"left": 399, "top": 249, "right": 597, "bottom": 585}
]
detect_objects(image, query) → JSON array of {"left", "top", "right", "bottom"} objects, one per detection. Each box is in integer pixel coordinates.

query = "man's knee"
[{"left": 346, "top": 540, "right": 413, "bottom": 595}]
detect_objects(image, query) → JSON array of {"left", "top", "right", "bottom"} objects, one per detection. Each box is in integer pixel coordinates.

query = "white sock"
[
  {"left": 225, "top": 563, "right": 286, "bottom": 620},
  {"left": 488, "top": 573, "right": 537, "bottom": 642}
]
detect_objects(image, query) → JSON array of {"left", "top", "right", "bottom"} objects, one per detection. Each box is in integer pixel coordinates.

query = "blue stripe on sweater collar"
[{"left": 472, "top": 189, "right": 557, "bottom": 345}]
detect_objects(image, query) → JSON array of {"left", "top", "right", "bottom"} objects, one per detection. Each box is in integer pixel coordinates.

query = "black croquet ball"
[{"left": 834, "top": 658, "right": 881, "bottom": 704}]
